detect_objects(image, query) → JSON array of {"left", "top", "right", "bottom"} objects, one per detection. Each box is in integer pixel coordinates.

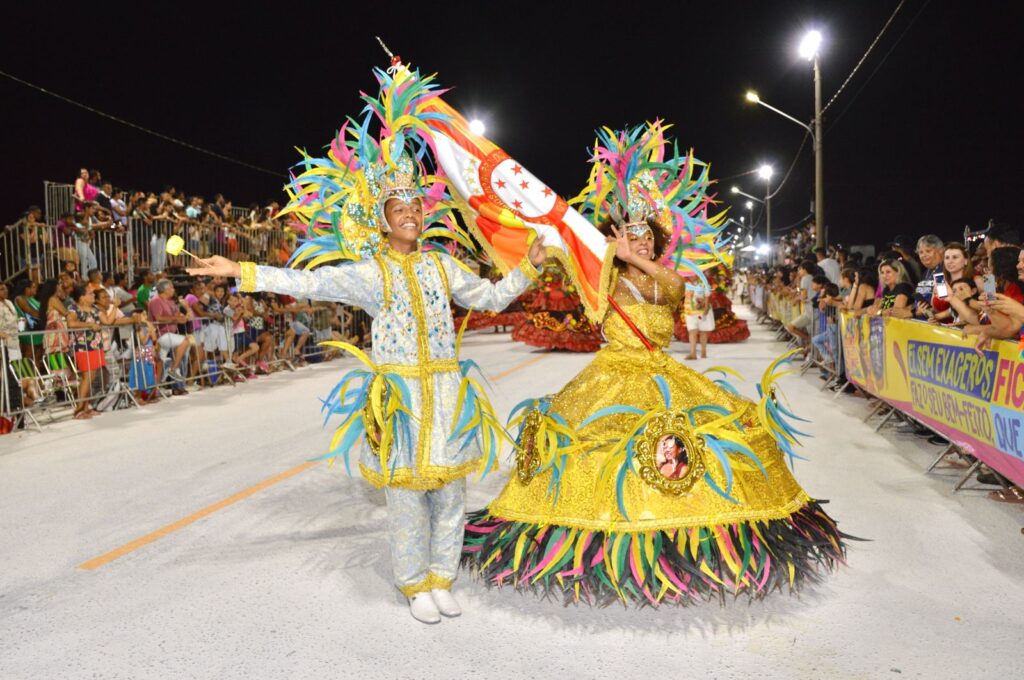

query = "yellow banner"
[{"left": 840, "top": 312, "right": 1024, "bottom": 486}]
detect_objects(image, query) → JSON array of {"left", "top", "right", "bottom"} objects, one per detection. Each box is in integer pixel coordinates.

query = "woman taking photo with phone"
[
  {"left": 930, "top": 243, "right": 973, "bottom": 317},
  {"left": 962, "top": 246, "right": 1024, "bottom": 344}
]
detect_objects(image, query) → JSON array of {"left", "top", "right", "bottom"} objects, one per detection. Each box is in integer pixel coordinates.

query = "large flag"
[{"left": 419, "top": 97, "right": 614, "bottom": 324}]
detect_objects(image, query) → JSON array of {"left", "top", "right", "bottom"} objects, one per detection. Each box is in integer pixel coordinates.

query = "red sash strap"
[{"left": 606, "top": 295, "right": 656, "bottom": 352}]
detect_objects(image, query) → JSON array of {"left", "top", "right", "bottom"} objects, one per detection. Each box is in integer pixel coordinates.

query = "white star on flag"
[{"left": 490, "top": 159, "right": 557, "bottom": 219}]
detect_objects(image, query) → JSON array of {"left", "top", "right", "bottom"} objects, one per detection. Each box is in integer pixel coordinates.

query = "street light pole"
[
  {"left": 756, "top": 164, "right": 775, "bottom": 264},
  {"left": 746, "top": 29, "right": 826, "bottom": 249},
  {"left": 765, "top": 179, "right": 773, "bottom": 264},
  {"left": 813, "top": 53, "right": 824, "bottom": 249}
]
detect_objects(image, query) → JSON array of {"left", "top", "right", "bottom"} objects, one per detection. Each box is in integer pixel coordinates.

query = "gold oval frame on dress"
[
  {"left": 515, "top": 409, "right": 544, "bottom": 484},
  {"left": 634, "top": 412, "right": 707, "bottom": 496},
  {"left": 362, "top": 405, "right": 391, "bottom": 465}
]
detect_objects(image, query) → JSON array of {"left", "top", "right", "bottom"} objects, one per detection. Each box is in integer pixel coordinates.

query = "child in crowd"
[
  {"left": 130, "top": 319, "right": 161, "bottom": 404},
  {"left": 811, "top": 282, "right": 842, "bottom": 366},
  {"left": 935, "top": 278, "right": 981, "bottom": 326},
  {"left": 227, "top": 292, "right": 260, "bottom": 376}
]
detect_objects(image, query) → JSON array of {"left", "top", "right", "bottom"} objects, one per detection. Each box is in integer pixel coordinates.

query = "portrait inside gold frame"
[
  {"left": 634, "top": 413, "right": 706, "bottom": 496},
  {"left": 654, "top": 434, "right": 690, "bottom": 480}
]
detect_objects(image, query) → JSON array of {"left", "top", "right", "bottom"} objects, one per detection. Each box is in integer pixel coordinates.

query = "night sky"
[{"left": 3, "top": 1, "right": 1021, "bottom": 249}]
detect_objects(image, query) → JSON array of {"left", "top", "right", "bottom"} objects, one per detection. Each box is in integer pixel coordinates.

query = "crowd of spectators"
[
  {"left": 747, "top": 221, "right": 1024, "bottom": 354},
  {"left": 4, "top": 167, "right": 298, "bottom": 286},
  {"left": 743, "top": 220, "right": 1024, "bottom": 498},
  {"left": 2, "top": 267, "right": 372, "bottom": 424}
]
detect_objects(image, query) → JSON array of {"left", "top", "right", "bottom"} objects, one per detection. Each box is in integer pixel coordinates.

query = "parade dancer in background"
[
  {"left": 511, "top": 260, "right": 602, "bottom": 352},
  {"left": 191, "top": 65, "right": 544, "bottom": 624},
  {"left": 674, "top": 262, "right": 750, "bottom": 346}
]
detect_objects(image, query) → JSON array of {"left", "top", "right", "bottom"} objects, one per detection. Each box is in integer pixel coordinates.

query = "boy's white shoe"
[
  {"left": 430, "top": 588, "right": 461, "bottom": 617},
  {"left": 408, "top": 593, "right": 441, "bottom": 624}
]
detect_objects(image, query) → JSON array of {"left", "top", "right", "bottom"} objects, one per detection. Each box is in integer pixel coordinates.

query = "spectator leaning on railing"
[
  {"left": 870, "top": 258, "right": 914, "bottom": 318},
  {"left": 848, "top": 266, "right": 879, "bottom": 316},
  {"left": 147, "top": 279, "right": 191, "bottom": 393},
  {"left": 784, "top": 259, "right": 817, "bottom": 354},
  {"left": 108, "top": 186, "right": 129, "bottom": 231}
]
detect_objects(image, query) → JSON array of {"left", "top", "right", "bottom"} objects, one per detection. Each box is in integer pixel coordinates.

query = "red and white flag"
[{"left": 421, "top": 97, "right": 612, "bottom": 323}]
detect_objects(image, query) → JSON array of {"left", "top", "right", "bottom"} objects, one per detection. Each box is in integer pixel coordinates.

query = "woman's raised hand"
[{"left": 606, "top": 224, "right": 633, "bottom": 263}]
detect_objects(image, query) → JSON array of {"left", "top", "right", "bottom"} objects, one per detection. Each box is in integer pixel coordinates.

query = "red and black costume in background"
[
  {"left": 674, "top": 264, "right": 750, "bottom": 343},
  {"left": 511, "top": 261, "right": 602, "bottom": 352}
]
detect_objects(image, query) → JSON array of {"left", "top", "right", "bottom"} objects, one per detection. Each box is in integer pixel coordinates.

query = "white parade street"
[{"left": 1, "top": 306, "right": 1021, "bottom": 680}]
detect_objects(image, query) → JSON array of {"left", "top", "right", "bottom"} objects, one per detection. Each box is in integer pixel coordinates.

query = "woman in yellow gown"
[{"left": 461, "top": 123, "right": 846, "bottom": 606}]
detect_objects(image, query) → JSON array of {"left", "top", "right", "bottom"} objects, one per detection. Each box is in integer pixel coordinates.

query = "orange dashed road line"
[
  {"left": 78, "top": 461, "right": 319, "bottom": 570},
  {"left": 78, "top": 352, "right": 551, "bottom": 570},
  {"left": 489, "top": 353, "right": 549, "bottom": 381}
]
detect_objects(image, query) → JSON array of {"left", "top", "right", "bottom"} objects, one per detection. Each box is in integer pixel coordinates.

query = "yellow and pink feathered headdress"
[{"left": 572, "top": 120, "right": 730, "bottom": 286}]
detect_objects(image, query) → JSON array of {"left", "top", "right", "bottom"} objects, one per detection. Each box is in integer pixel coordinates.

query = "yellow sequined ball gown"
[{"left": 462, "top": 269, "right": 847, "bottom": 606}]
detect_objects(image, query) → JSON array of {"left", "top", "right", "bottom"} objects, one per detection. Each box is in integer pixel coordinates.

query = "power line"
[
  {"left": 0, "top": 68, "right": 285, "bottom": 179},
  {"left": 772, "top": 212, "right": 815, "bottom": 235},
  {"left": 767, "top": 130, "right": 810, "bottom": 201},
  {"left": 821, "top": 0, "right": 907, "bottom": 115},
  {"left": 825, "top": 0, "right": 932, "bottom": 133}
]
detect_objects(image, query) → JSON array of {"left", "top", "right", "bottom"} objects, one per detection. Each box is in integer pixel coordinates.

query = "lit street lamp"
[
  {"left": 730, "top": 185, "right": 763, "bottom": 205},
  {"left": 468, "top": 119, "right": 486, "bottom": 136},
  {"left": 744, "top": 29, "right": 825, "bottom": 248}
]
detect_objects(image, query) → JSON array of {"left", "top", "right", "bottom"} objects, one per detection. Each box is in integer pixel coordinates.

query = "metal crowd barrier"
[
  {"left": 803, "top": 302, "right": 847, "bottom": 396},
  {"left": 1, "top": 221, "right": 132, "bottom": 285},
  {"left": 1, "top": 223, "right": 33, "bottom": 283},
  {"left": 2, "top": 300, "right": 374, "bottom": 434},
  {"left": 743, "top": 288, "right": 1021, "bottom": 497},
  {"left": 748, "top": 284, "right": 767, "bottom": 319},
  {"left": 43, "top": 181, "right": 76, "bottom": 224},
  {"left": 754, "top": 291, "right": 849, "bottom": 398}
]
